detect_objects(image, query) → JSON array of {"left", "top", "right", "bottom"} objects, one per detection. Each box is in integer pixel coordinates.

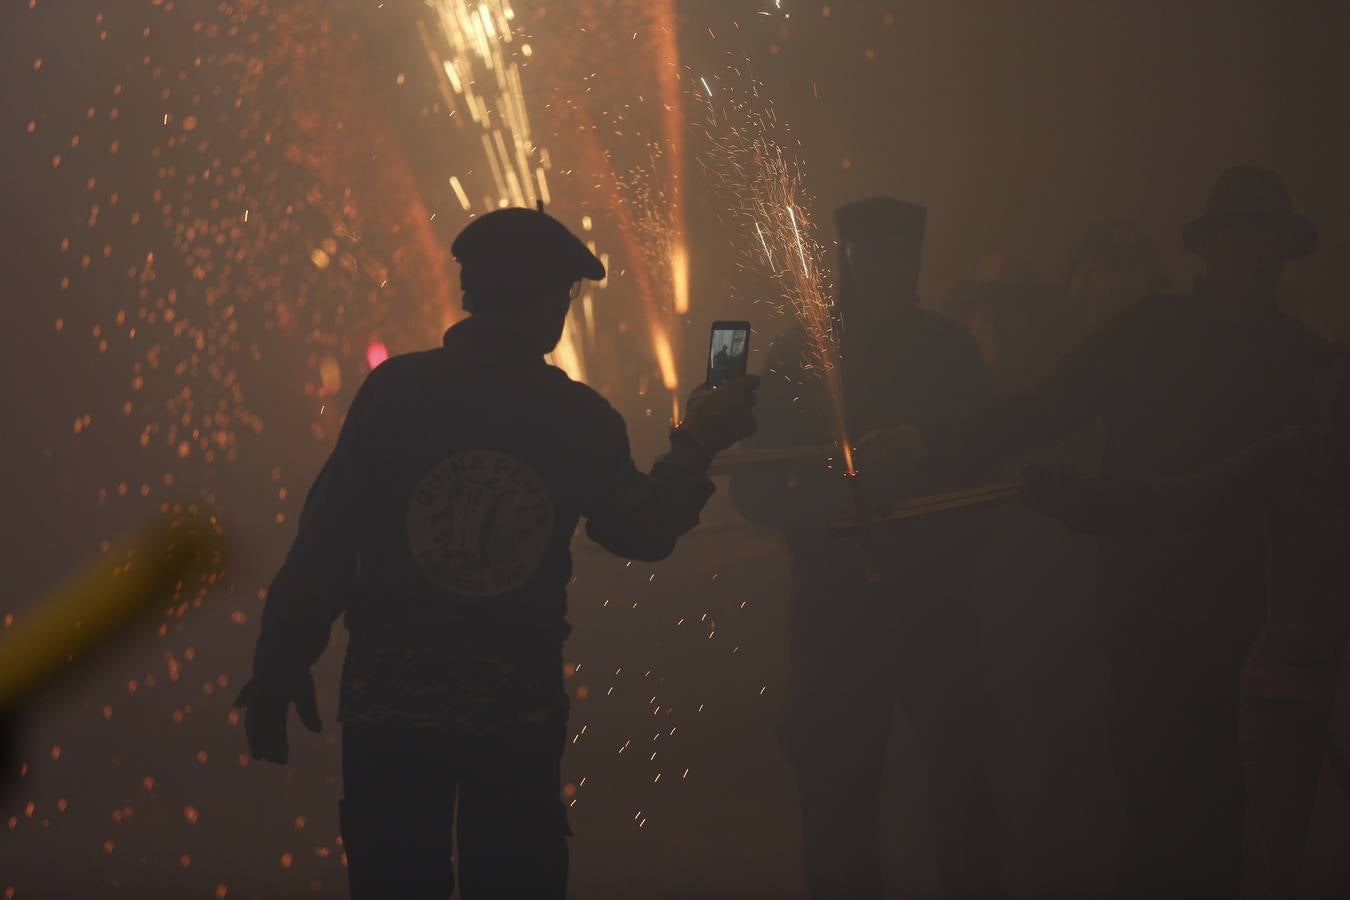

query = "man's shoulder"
[
  {"left": 348, "top": 349, "right": 441, "bottom": 411},
  {"left": 370, "top": 348, "right": 441, "bottom": 384},
  {"left": 551, "top": 373, "right": 625, "bottom": 428}
]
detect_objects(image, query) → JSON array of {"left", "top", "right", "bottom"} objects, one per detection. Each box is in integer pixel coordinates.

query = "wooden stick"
[
  {"left": 829, "top": 470, "right": 1103, "bottom": 536},
  {"left": 706, "top": 444, "right": 838, "bottom": 475},
  {"left": 828, "top": 482, "right": 1024, "bottom": 537}
]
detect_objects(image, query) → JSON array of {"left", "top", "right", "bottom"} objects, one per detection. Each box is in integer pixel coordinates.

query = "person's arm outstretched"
[{"left": 585, "top": 376, "right": 759, "bottom": 561}]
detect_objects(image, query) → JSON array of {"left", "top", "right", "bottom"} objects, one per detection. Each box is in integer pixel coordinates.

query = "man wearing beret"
[
  {"left": 866, "top": 167, "right": 1332, "bottom": 898},
  {"left": 234, "top": 207, "right": 759, "bottom": 899}
]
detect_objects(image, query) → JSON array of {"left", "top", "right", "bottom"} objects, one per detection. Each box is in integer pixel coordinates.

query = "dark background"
[{"left": 3, "top": 1, "right": 1349, "bottom": 897}]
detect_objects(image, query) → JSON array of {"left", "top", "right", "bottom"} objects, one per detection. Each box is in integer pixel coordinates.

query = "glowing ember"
[{"left": 365, "top": 341, "right": 390, "bottom": 370}]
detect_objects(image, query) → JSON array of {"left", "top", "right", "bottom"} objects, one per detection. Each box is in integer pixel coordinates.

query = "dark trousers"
[
  {"left": 1240, "top": 696, "right": 1330, "bottom": 899},
  {"left": 782, "top": 576, "right": 1003, "bottom": 900},
  {"left": 1108, "top": 648, "right": 1247, "bottom": 900},
  {"left": 340, "top": 724, "right": 568, "bottom": 900}
]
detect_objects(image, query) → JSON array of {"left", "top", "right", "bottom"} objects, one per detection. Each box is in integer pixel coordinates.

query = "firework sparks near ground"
[{"left": 700, "top": 76, "right": 856, "bottom": 474}]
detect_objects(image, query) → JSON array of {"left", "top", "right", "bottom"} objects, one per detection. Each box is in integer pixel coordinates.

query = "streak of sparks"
[
  {"left": 652, "top": 0, "right": 691, "bottom": 319},
  {"left": 754, "top": 220, "right": 773, "bottom": 269},
  {"left": 613, "top": 140, "right": 688, "bottom": 418},
  {"left": 448, "top": 175, "right": 471, "bottom": 211},
  {"left": 701, "top": 74, "right": 856, "bottom": 473},
  {"left": 422, "top": 0, "right": 590, "bottom": 381},
  {"left": 787, "top": 205, "right": 809, "bottom": 279},
  {"left": 557, "top": 0, "right": 690, "bottom": 420}
]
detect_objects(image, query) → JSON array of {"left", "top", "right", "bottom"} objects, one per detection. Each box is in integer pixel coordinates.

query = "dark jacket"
[
  {"left": 1066, "top": 425, "right": 1350, "bottom": 677},
  {"left": 251, "top": 317, "right": 715, "bottom": 728},
  {"left": 945, "top": 283, "right": 1331, "bottom": 653}
]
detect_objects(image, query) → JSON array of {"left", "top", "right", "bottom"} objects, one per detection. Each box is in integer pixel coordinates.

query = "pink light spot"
[{"left": 365, "top": 341, "right": 389, "bottom": 370}]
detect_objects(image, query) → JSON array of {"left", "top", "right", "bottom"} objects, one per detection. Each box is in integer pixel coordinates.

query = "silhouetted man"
[
  {"left": 234, "top": 207, "right": 759, "bottom": 899},
  {"left": 1020, "top": 346, "right": 1350, "bottom": 900},
  {"left": 731, "top": 198, "right": 999, "bottom": 900},
  {"left": 711, "top": 343, "right": 733, "bottom": 384},
  {"left": 866, "top": 167, "right": 1331, "bottom": 898}
]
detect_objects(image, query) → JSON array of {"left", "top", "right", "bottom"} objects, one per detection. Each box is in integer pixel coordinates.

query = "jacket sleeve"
[
  {"left": 582, "top": 405, "right": 717, "bottom": 562},
  {"left": 250, "top": 371, "right": 380, "bottom": 681},
  {"left": 1067, "top": 427, "right": 1304, "bottom": 537}
]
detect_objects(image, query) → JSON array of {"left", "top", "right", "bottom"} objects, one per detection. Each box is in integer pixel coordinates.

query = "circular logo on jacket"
[{"left": 407, "top": 450, "right": 556, "bottom": 598}]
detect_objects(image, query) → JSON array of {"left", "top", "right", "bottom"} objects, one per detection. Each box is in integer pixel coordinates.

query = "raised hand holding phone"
[{"left": 707, "top": 320, "right": 751, "bottom": 389}]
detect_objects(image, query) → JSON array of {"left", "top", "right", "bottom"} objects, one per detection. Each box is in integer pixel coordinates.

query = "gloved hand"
[
  {"left": 677, "top": 375, "right": 760, "bottom": 456},
  {"left": 232, "top": 672, "right": 322, "bottom": 765},
  {"left": 1020, "top": 462, "right": 1087, "bottom": 525}
]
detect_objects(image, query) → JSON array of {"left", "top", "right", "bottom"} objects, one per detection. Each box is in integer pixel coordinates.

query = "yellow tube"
[{"left": 0, "top": 513, "right": 222, "bottom": 711}]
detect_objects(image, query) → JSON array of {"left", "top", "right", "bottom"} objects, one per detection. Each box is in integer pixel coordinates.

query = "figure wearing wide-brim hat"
[{"left": 1183, "top": 166, "right": 1318, "bottom": 259}]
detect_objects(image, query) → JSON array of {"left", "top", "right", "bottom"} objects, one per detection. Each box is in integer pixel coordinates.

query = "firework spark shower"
[
  {"left": 12, "top": 2, "right": 1350, "bottom": 898},
  {"left": 699, "top": 74, "right": 856, "bottom": 473}
]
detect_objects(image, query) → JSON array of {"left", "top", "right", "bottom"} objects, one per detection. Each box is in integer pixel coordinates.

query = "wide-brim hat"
[{"left": 1183, "top": 166, "right": 1317, "bottom": 259}]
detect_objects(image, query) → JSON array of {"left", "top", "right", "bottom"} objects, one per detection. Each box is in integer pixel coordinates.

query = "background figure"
[
  {"left": 948, "top": 274, "right": 1075, "bottom": 392},
  {"left": 871, "top": 167, "right": 1332, "bottom": 899},
  {"left": 1021, "top": 344, "right": 1350, "bottom": 899},
  {"left": 947, "top": 272, "right": 1115, "bottom": 892},
  {"left": 1058, "top": 220, "right": 1169, "bottom": 336},
  {"left": 711, "top": 344, "right": 734, "bottom": 386},
  {"left": 731, "top": 197, "right": 1001, "bottom": 899}
]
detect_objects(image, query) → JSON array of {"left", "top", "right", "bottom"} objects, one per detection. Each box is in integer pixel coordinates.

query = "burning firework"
[{"left": 699, "top": 75, "right": 856, "bottom": 474}]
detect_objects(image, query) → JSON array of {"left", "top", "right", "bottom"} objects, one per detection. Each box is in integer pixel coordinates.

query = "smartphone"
[{"left": 707, "top": 321, "right": 751, "bottom": 388}]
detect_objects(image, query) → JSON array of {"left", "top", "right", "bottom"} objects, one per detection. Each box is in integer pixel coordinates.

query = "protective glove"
[
  {"left": 232, "top": 671, "right": 322, "bottom": 765},
  {"left": 676, "top": 374, "right": 760, "bottom": 456}
]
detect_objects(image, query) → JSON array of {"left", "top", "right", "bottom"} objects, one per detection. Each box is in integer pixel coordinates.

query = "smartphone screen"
[{"left": 707, "top": 321, "right": 751, "bottom": 388}]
